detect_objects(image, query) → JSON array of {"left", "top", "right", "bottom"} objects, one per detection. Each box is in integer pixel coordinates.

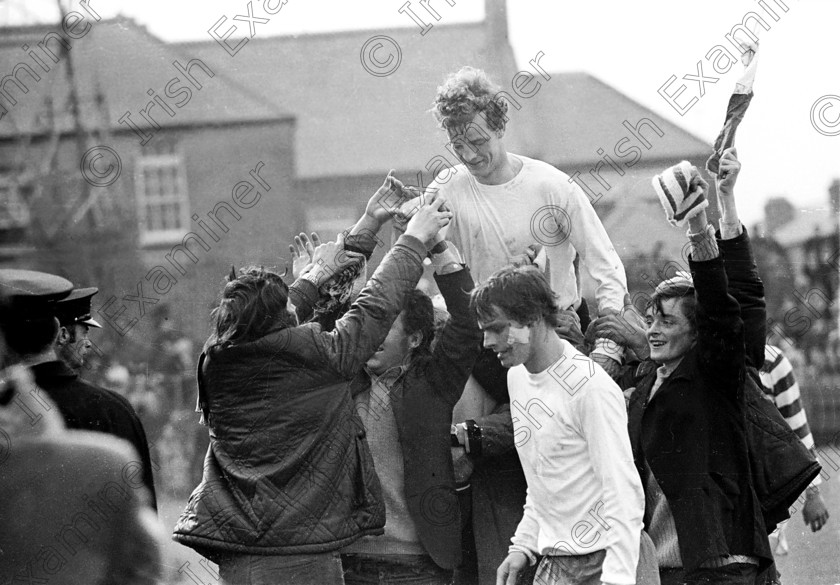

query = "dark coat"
[
  {"left": 466, "top": 375, "right": 529, "bottom": 585},
  {"left": 173, "top": 235, "right": 426, "bottom": 557},
  {"left": 717, "top": 227, "right": 766, "bottom": 369},
  {"left": 718, "top": 228, "right": 820, "bottom": 530},
  {"left": 31, "top": 360, "right": 157, "bottom": 510},
  {"left": 626, "top": 254, "right": 773, "bottom": 573},
  {"left": 346, "top": 266, "right": 482, "bottom": 570}
]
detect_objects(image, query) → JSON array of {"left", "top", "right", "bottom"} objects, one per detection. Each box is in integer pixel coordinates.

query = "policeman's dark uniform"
[{"left": 0, "top": 271, "right": 158, "bottom": 509}]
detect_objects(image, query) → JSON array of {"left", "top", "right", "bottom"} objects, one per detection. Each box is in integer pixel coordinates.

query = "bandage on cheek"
[{"left": 507, "top": 325, "right": 530, "bottom": 345}]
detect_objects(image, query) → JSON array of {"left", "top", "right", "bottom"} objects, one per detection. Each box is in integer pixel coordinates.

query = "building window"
[
  {"left": 0, "top": 176, "right": 30, "bottom": 228},
  {"left": 0, "top": 176, "right": 31, "bottom": 247},
  {"left": 136, "top": 152, "right": 189, "bottom": 246}
]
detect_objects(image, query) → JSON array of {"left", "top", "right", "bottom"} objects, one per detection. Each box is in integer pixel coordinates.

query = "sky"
[{"left": 4, "top": 0, "right": 839, "bottom": 227}]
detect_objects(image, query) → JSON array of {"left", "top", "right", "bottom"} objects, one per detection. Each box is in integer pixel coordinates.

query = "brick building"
[
  {"left": 177, "top": 0, "right": 714, "bottom": 297},
  {"left": 1, "top": 0, "right": 715, "bottom": 349},
  {"left": 0, "top": 16, "right": 297, "bottom": 345}
]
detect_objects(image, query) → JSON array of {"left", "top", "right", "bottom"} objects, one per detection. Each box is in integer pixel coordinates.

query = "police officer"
[
  {"left": 55, "top": 287, "right": 102, "bottom": 371},
  {"left": 0, "top": 282, "right": 162, "bottom": 585},
  {"left": 0, "top": 269, "right": 157, "bottom": 509}
]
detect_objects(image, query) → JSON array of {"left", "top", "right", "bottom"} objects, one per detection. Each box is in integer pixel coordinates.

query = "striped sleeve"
[{"left": 760, "top": 345, "right": 821, "bottom": 485}]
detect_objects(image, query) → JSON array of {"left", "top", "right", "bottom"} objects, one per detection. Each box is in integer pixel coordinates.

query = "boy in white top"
[
  {"left": 431, "top": 66, "right": 628, "bottom": 375},
  {"left": 470, "top": 265, "right": 651, "bottom": 585}
]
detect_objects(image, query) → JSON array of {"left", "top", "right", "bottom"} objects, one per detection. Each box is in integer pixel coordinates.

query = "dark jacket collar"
[{"left": 29, "top": 360, "right": 78, "bottom": 381}]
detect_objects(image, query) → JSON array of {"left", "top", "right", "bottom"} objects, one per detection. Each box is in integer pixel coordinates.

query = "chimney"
[{"left": 485, "top": 0, "right": 509, "bottom": 45}]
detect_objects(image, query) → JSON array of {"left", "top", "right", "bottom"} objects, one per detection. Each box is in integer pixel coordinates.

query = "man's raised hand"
[
  {"left": 303, "top": 233, "right": 356, "bottom": 287},
  {"left": 365, "top": 170, "right": 422, "bottom": 225},
  {"left": 715, "top": 147, "right": 743, "bottom": 238},
  {"left": 716, "top": 147, "right": 741, "bottom": 197},
  {"left": 289, "top": 232, "right": 321, "bottom": 280},
  {"left": 403, "top": 196, "right": 453, "bottom": 248}
]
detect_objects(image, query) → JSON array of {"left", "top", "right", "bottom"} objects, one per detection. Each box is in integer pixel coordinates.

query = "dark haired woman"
[{"left": 174, "top": 178, "right": 452, "bottom": 585}]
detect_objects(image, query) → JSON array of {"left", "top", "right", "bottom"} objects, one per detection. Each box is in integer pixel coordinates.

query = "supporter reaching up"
[{"left": 174, "top": 176, "right": 452, "bottom": 585}]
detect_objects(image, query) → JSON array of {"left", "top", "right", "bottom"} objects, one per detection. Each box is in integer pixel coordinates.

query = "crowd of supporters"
[{"left": 0, "top": 66, "right": 833, "bottom": 585}]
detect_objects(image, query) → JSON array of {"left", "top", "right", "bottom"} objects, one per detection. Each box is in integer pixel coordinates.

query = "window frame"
[{"left": 135, "top": 153, "right": 190, "bottom": 247}]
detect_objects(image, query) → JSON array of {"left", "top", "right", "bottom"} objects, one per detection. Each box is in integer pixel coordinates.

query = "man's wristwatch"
[
  {"left": 451, "top": 421, "right": 482, "bottom": 456},
  {"left": 465, "top": 420, "right": 482, "bottom": 457}
]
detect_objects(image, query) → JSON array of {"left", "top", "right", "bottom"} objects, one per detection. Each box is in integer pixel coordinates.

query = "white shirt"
[
  {"left": 433, "top": 155, "right": 627, "bottom": 316},
  {"left": 508, "top": 340, "right": 644, "bottom": 585}
]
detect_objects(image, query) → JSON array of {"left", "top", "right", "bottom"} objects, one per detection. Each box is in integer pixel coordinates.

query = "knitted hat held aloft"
[{"left": 652, "top": 162, "right": 709, "bottom": 228}]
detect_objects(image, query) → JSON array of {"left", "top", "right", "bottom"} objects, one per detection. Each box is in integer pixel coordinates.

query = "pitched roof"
[
  {"left": 176, "top": 22, "right": 512, "bottom": 179},
  {"left": 1, "top": 12, "right": 712, "bottom": 182},
  {"left": 176, "top": 24, "right": 711, "bottom": 179},
  {"left": 0, "top": 17, "right": 291, "bottom": 138},
  {"left": 512, "top": 72, "right": 712, "bottom": 167},
  {"left": 773, "top": 207, "right": 838, "bottom": 247}
]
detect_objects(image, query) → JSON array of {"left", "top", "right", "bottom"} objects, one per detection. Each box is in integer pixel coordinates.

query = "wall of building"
[{"left": 0, "top": 117, "right": 297, "bottom": 348}]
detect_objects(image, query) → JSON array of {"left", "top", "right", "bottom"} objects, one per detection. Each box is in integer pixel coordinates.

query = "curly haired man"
[{"left": 428, "top": 66, "right": 630, "bottom": 584}]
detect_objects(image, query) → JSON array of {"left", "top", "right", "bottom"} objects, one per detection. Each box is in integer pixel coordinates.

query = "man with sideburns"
[
  {"left": 424, "top": 65, "right": 631, "bottom": 583},
  {"left": 471, "top": 265, "right": 652, "bottom": 585}
]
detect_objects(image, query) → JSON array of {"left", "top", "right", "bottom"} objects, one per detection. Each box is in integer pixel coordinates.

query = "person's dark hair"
[
  {"left": 206, "top": 266, "right": 294, "bottom": 350},
  {"left": 1, "top": 316, "right": 59, "bottom": 357},
  {"left": 470, "top": 266, "right": 560, "bottom": 328},
  {"left": 403, "top": 289, "right": 435, "bottom": 354},
  {"left": 647, "top": 281, "right": 697, "bottom": 328},
  {"left": 433, "top": 66, "right": 509, "bottom": 133}
]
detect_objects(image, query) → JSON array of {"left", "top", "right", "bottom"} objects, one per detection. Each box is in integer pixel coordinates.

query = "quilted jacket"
[{"left": 173, "top": 235, "right": 426, "bottom": 556}]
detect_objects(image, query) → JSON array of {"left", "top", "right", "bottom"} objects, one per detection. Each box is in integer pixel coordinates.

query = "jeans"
[
  {"left": 217, "top": 551, "right": 345, "bottom": 585},
  {"left": 341, "top": 554, "right": 454, "bottom": 585},
  {"left": 659, "top": 563, "right": 759, "bottom": 585},
  {"left": 533, "top": 531, "right": 659, "bottom": 585}
]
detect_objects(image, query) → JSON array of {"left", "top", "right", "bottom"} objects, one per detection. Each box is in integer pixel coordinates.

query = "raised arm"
[
  {"left": 288, "top": 172, "right": 416, "bottom": 322},
  {"left": 653, "top": 160, "right": 745, "bottom": 398},
  {"left": 426, "top": 241, "right": 483, "bottom": 406},
  {"left": 688, "top": 208, "right": 746, "bottom": 399},
  {"left": 297, "top": 198, "right": 453, "bottom": 378},
  {"left": 714, "top": 147, "right": 766, "bottom": 368}
]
